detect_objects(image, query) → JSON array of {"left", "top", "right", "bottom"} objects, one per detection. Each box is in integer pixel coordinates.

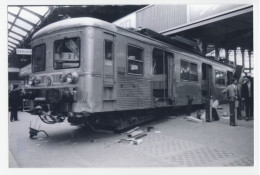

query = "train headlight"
[{"left": 66, "top": 72, "right": 78, "bottom": 84}]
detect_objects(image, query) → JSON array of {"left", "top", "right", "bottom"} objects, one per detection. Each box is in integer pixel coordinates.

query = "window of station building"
[
  {"left": 127, "top": 45, "right": 143, "bottom": 75},
  {"left": 180, "top": 60, "right": 198, "bottom": 82},
  {"left": 104, "top": 40, "right": 113, "bottom": 66},
  {"left": 53, "top": 37, "right": 80, "bottom": 70},
  {"left": 215, "top": 70, "right": 226, "bottom": 85},
  {"left": 32, "top": 44, "right": 46, "bottom": 73}
]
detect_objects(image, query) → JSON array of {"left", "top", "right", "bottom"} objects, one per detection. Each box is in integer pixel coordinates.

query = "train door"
[
  {"left": 152, "top": 48, "right": 174, "bottom": 106},
  {"left": 201, "top": 63, "right": 213, "bottom": 98},
  {"left": 103, "top": 33, "right": 115, "bottom": 102}
]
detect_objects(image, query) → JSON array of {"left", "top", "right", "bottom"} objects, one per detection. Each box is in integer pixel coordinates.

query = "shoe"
[
  {"left": 230, "top": 123, "right": 236, "bottom": 126},
  {"left": 245, "top": 118, "right": 249, "bottom": 121}
]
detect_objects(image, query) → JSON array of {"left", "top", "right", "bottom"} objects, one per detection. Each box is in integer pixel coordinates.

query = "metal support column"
[
  {"left": 215, "top": 45, "right": 219, "bottom": 58},
  {"left": 248, "top": 50, "right": 252, "bottom": 73},
  {"left": 225, "top": 48, "right": 229, "bottom": 61},
  {"left": 234, "top": 48, "right": 237, "bottom": 65},
  {"left": 241, "top": 48, "right": 245, "bottom": 67}
]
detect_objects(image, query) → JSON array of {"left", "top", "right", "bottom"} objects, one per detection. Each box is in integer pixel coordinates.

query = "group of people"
[{"left": 222, "top": 74, "right": 254, "bottom": 126}]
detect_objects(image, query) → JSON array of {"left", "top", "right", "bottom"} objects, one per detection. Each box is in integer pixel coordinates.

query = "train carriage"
[{"left": 24, "top": 17, "right": 234, "bottom": 131}]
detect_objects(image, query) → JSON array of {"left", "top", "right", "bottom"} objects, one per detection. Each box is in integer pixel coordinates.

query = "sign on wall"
[{"left": 16, "top": 48, "right": 32, "bottom": 55}]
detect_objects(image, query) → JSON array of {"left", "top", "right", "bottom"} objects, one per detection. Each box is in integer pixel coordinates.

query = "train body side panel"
[
  {"left": 114, "top": 34, "right": 153, "bottom": 111},
  {"left": 173, "top": 53, "right": 202, "bottom": 106}
]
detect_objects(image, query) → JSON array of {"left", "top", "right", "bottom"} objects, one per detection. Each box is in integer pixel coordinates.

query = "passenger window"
[
  {"left": 127, "top": 45, "right": 143, "bottom": 75},
  {"left": 190, "top": 63, "right": 198, "bottom": 81},
  {"left": 215, "top": 70, "right": 226, "bottom": 85},
  {"left": 104, "top": 40, "right": 113, "bottom": 65},
  {"left": 180, "top": 60, "right": 198, "bottom": 82},
  {"left": 180, "top": 60, "right": 189, "bottom": 81}
]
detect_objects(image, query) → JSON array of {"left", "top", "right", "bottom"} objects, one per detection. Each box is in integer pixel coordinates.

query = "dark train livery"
[{"left": 24, "top": 17, "right": 234, "bottom": 131}]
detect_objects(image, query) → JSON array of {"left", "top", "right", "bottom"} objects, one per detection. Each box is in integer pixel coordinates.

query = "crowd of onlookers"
[{"left": 222, "top": 73, "right": 253, "bottom": 126}]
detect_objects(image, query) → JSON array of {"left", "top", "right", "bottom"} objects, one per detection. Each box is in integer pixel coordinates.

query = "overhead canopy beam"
[{"left": 161, "top": 5, "right": 253, "bottom": 35}]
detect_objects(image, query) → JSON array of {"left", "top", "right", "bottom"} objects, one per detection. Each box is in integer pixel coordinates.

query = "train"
[{"left": 24, "top": 17, "right": 235, "bottom": 131}]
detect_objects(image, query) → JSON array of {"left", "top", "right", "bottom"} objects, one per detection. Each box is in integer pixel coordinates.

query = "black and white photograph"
[{"left": 1, "top": 0, "right": 259, "bottom": 174}]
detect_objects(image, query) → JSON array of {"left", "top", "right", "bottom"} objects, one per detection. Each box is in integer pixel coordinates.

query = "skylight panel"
[
  {"left": 8, "top": 14, "right": 15, "bottom": 22},
  {"left": 11, "top": 26, "right": 28, "bottom": 36},
  {"left": 8, "top": 7, "right": 21, "bottom": 15},
  {"left": 8, "top": 46, "right": 14, "bottom": 50},
  {"left": 9, "top": 32, "right": 23, "bottom": 40},
  {"left": 8, "top": 42, "right": 17, "bottom": 48},
  {"left": 25, "top": 6, "right": 49, "bottom": 16},
  {"left": 20, "top": 9, "right": 40, "bottom": 24},
  {"left": 8, "top": 23, "right": 11, "bottom": 29},
  {"left": 15, "top": 19, "right": 33, "bottom": 31},
  {"left": 8, "top": 38, "right": 20, "bottom": 45}
]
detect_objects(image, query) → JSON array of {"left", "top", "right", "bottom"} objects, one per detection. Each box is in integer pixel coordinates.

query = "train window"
[
  {"left": 153, "top": 49, "right": 164, "bottom": 74},
  {"left": 180, "top": 60, "right": 198, "bottom": 82},
  {"left": 180, "top": 60, "right": 189, "bottom": 81},
  {"left": 53, "top": 37, "right": 80, "bottom": 70},
  {"left": 152, "top": 49, "right": 170, "bottom": 75},
  {"left": 215, "top": 70, "right": 226, "bottom": 85},
  {"left": 104, "top": 40, "right": 113, "bottom": 66},
  {"left": 32, "top": 44, "right": 46, "bottom": 73},
  {"left": 127, "top": 45, "right": 143, "bottom": 75},
  {"left": 190, "top": 63, "right": 198, "bottom": 81}
]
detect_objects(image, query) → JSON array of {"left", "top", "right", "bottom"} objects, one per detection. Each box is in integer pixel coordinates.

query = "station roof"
[
  {"left": 8, "top": 6, "right": 52, "bottom": 55},
  {"left": 160, "top": 5, "right": 253, "bottom": 52},
  {"left": 8, "top": 5, "right": 146, "bottom": 57}
]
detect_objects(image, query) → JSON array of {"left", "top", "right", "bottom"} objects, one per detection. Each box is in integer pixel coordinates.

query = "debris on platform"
[
  {"left": 200, "top": 112, "right": 206, "bottom": 122},
  {"left": 131, "top": 139, "right": 143, "bottom": 145},
  {"left": 127, "top": 130, "right": 143, "bottom": 137},
  {"left": 125, "top": 127, "right": 139, "bottom": 134},
  {"left": 119, "top": 127, "right": 148, "bottom": 145},
  {"left": 154, "top": 130, "right": 161, "bottom": 134},
  {"left": 186, "top": 116, "right": 204, "bottom": 123},
  {"left": 147, "top": 126, "right": 154, "bottom": 132}
]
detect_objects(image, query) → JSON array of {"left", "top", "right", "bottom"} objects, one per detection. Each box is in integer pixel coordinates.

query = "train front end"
[{"left": 24, "top": 22, "right": 89, "bottom": 125}]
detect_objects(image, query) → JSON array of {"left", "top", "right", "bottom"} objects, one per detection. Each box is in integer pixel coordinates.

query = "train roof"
[
  {"left": 32, "top": 17, "right": 234, "bottom": 68},
  {"left": 32, "top": 17, "right": 117, "bottom": 39}
]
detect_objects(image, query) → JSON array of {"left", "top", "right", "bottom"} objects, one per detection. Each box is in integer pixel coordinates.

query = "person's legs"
[
  {"left": 230, "top": 101, "right": 236, "bottom": 126},
  {"left": 245, "top": 98, "right": 250, "bottom": 120},
  {"left": 249, "top": 97, "right": 253, "bottom": 119},
  {"left": 237, "top": 99, "right": 242, "bottom": 120},
  {"left": 10, "top": 108, "right": 14, "bottom": 122}
]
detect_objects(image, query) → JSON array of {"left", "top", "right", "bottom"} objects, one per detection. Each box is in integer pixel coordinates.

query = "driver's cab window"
[{"left": 53, "top": 37, "right": 80, "bottom": 69}]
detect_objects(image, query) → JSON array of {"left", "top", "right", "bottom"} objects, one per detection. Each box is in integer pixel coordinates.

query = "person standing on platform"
[
  {"left": 236, "top": 75, "right": 244, "bottom": 120},
  {"left": 241, "top": 76, "right": 254, "bottom": 121},
  {"left": 222, "top": 78, "right": 238, "bottom": 126},
  {"left": 9, "top": 84, "right": 21, "bottom": 122}
]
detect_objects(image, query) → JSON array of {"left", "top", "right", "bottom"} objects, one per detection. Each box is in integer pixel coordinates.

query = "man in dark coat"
[
  {"left": 241, "top": 76, "right": 254, "bottom": 121},
  {"left": 9, "top": 84, "right": 21, "bottom": 122}
]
